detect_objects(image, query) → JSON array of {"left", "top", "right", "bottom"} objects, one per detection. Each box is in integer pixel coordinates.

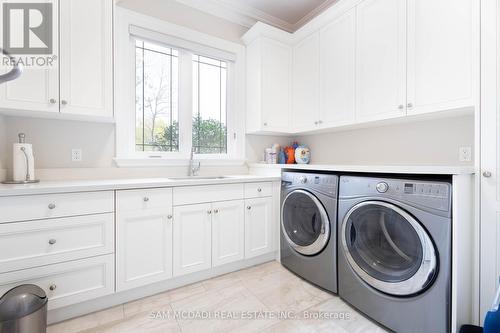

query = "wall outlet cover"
[
  {"left": 72, "top": 149, "right": 82, "bottom": 162},
  {"left": 459, "top": 146, "right": 472, "bottom": 162}
]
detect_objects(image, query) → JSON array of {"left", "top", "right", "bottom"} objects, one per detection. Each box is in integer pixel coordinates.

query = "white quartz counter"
[
  {"left": 0, "top": 175, "right": 281, "bottom": 197},
  {"left": 249, "top": 163, "right": 475, "bottom": 176}
]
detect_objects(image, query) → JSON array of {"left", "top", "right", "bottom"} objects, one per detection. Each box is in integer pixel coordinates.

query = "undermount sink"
[{"left": 168, "top": 176, "right": 231, "bottom": 181}]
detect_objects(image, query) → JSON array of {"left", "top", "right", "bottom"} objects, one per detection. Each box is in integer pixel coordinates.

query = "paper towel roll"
[{"left": 13, "top": 143, "right": 35, "bottom": 182}]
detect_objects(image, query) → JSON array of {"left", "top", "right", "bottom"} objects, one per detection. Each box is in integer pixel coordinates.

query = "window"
[
  {"left": 192, "top": 55, "right": 227, "bottom": 154},
  {"left": 135, "top": 40, "right": 179, "bottom": 152}
]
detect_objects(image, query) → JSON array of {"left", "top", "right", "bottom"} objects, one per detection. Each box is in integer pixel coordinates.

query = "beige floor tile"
[
  {"left": 123, "top": 292, "right": 172, "bottom": 318},
  {"left": 167, "top": 282, "right": 207, "bottom": 303},
  {"left": 201, "top": 271, "right": 243, "bottom": 292},
  {"left": 48, "top": 306, "right": 124, "bottom": 333}
]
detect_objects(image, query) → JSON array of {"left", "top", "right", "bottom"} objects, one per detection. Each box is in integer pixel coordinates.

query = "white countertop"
[
  {"left": 248, "top": 163, "right": 476, "bottom": 175},
  {"left": 0, "top": 175, "right": 280, "bottom": 197}
]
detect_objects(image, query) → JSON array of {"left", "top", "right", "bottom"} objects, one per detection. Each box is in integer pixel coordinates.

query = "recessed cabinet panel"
[
  {"left": 173, "top": 203, "right": 212, "bottom": 276},
  {"left": 245, "top": 197, "right": 274, "bottom": 259},
  {"left": 356, "top": 0, "right": 407, "bottom": 122},
  {"left": 319, "top": 8, "right": 356, "bottom": 127},
  {"left": 293, "top": 32, "right": 320, "bottom": 131},
  {"left": 212, "top": 200, "right": 245, "bottom": 267},
  {"left": 407, "top": 0, "right": 476, "bottom": 115}
]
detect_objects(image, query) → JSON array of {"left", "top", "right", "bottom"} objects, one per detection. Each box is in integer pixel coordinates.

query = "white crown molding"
[{"left": 174, "top": 0, "right": 336, "bottom": 33}]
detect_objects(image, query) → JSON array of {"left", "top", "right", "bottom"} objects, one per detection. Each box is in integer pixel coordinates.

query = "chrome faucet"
[{"left": 188, "top": 147, "right": 201, "bottom": 176}]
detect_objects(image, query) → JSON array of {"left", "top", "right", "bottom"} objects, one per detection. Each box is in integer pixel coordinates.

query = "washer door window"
[
  {"left": 282, "top": 190, "right": 330, "bottom": 256},
  {"left": 341, "top": 201, "right": 437, "bottom": 296}
]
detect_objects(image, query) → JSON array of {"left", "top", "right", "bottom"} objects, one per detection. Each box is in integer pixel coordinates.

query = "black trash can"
[{"left": 0, "top": 285, "right": 48, "bottom": 333}]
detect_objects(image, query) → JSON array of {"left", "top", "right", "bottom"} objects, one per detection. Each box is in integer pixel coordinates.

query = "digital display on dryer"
[{"left": 404, "top": 183, "right": 415, "bottom": 194}]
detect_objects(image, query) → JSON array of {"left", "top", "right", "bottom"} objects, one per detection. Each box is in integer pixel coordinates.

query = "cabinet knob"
[
  {"left": 49, "top": 98, "right": 57, "bottom": 104},
  {"left": 167, "top": 214, "right": 173, "bottom": 219},
  {"left": 318, "top": 120, "right": 323, "bottom": 124},
  {"left": 207, "top": 210, "right": 212, "bottom": 215},
  {"left": 143, "top": 197, "right": 149, "bottom": 202},
  {"left": 483, "top": 171, "right": 492, "bottom": 178},
  {"left": 263, "top": 122, "right": 268, "bottom": 126},
  {"left": 49, "top": 284, "right": 57, "bottom": 291},
  {"left": 48, "top": 239, "right": 57, "bottom": 245},
  {"left": 247, "top": 206, "right": 252, "bottom": 210},
  {"left": 214, "top": 209, "right": 219, "bottom": 214},
  {"left": 257, "top": 188, "right": 262, "bottom": 193},
  {"left": 407, "top": 103, "right": 413, "bottom": 109},
  {"left": 61, "top": 100, "right": 68, "bottom": 106},
  {"left": 398, "top": 105, "right": 404, "bottom": 110},
  {"left": 48, "top": 203, "right": 56, "bottom": 210}
]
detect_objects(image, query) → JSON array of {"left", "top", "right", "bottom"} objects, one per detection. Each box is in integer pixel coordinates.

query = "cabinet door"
[
  {"left": 245, "top": 197, "right": 274, "bottom": 259},
  {"left": 0, "top": 0, "right": 59, "bottom": 113},
  {"left": 319, "top": 8, "right": 356, "bottom": 127},
  {"left": 356, "top": 0, "right": 406, "bottom": 122},
  {"left": 116, "top": 208, "right": 173, "bottom": 291},
  {"left": 173, "top": 203, "right": 212, "bottom": 276},
  {"left": 407, "top": 0, "right": 477, "bottom": 115},
  {"left": 261, "top": 38, "right": 291, "bottom": 132},
  {"left": 212, "top": 200, "right": 245, "bottom": 267},
  {"left": 292, "top": 32, "right": 320, "bottom": 132},
  {"left": 59, "top": 0, "right": 113, "bottom": 117}
]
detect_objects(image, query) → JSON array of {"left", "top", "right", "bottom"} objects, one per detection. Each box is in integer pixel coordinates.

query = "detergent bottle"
[{"left": 485, "top": 277, "right": 500, "bottom": 333}]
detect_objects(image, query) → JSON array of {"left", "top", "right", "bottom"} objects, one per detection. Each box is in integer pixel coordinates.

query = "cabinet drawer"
[
  {"left": 173, "top": 184, "right": 244, "bottom": 206},
  {"left": 0, "top": 191, "right": 114, "bottom": 223},
  {"left": 0, "top": 255, "right": 114, "bottom": 310},
  {"left": 0, "top": 214, "right": 114, "bottom": 274},
  {"left": 116, "top": 188, "right": 172, "bottom": 213},
  {"left": 244, "top": 182, "right": 272, "bottom": 198}
]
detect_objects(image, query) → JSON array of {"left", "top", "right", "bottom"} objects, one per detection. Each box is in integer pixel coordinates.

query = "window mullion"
[{"left": 178, "top": 50, "right": 193, "bottom": 157}]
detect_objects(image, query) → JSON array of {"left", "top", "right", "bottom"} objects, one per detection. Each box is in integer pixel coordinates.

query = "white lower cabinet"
[
  {"left": 0, "top": 255, "right": 114, "bottom": 310},
  {"left": 244, "top": 197, "right": 274, "bottom": 259},
  {"left": 116, "top": 189, "right": 173, "bottom": 291},
  {"left": 173, "top": 203, "right": 212, "bottom": 276},
  {"left": 212, "top": 200, "right": 245, "bottom": 267}
]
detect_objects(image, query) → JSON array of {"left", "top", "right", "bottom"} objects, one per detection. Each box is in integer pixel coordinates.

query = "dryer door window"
[
  {"left": 341, "top": 201, "right": 437, "bottom": 296},
  {"left": 282, "top": 190, "right": 330, "bottom": 256}
]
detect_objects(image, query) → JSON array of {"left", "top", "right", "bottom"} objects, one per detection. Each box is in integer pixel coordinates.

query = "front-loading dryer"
[
  {"left": 338, "top": 175, "right": 452, "bottom": 333},
  {"left": 280, "top": 171, "right": 338, "bottom": 293}
]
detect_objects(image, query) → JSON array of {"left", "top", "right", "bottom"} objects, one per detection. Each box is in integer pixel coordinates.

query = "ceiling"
[{"left": 174, "top": 0, "right": 339, "bottom": 32}]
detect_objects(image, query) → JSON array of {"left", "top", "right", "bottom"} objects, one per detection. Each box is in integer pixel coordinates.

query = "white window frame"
[{"left": 114, "top": 8, "right": 246, "bottom": 167}]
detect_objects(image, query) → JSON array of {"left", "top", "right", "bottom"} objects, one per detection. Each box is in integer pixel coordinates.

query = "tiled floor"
[{"left": 48, "top": 261, "right": 388, "bottom": 333}]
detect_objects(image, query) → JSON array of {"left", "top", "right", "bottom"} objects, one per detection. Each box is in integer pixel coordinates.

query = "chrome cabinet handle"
[
  {"left": 167, "top": 214, "right": 173, "bottom": 219},
  {"left": 49, "top": 98, "right": 57, "bottom": 104},
  {"left": 49, "top": 284, "right": 57, "bottom": 291},
  {"left": 257, "top": 188, "right": 262, "bottom": 193},
  {"left": 61, "top": 100, "right": 68, "bottom": 106},
  {"left": 483, "top": 171, "right": 492, "bottom": 178},
  {"left": 247, "top": 206, "right": 251, "bottom": 210},
  {"left": 143, "top": 197, "right": 149, "bottom": 202},
  {"left": 48, "top": 203, "right": 56, "bottom": 210},
  {"left": 48, "top": 239, "right": 56, "bottom": 245},
  {"left": 207, "top": 210, "right": 212, "bottom": 215},
  {"left": 214, "top": 209, "right": 219, "bottom": 214}
]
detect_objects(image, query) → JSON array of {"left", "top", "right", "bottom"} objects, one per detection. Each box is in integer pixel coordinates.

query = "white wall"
[
  {"left": 117, "top": 0, "right": 248, "bottom": 44},
  {"left": 0, "top": 116, "right": 6, "bottom": 179},
  {"left": 295, "top": 115, "right": 474, "bottom": 166}
]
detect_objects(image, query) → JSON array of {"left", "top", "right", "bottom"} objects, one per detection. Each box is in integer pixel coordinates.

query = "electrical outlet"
[
  {"left": 72, "top": 149, "right": 82, "bottom": 162},
  {"left": 459, "top": 146, "right": 472, "bottom": 162}
]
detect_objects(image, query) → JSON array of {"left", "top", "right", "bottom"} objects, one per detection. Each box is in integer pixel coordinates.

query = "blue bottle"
[{"left": 485, "top": 277, "right": 500, "bottom": 333}]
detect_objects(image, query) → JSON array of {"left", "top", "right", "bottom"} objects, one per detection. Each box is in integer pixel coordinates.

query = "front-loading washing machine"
[
  {"left": 338, "top": 175, "right": 452, "bottom": 333},
  {"left": 280, "top": 171, "right": 338, "bottom": 293}
]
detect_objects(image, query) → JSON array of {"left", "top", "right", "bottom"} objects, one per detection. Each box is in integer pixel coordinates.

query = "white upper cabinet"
[
  {"left": 0, "top": 0, "right": 59, "bottom": 113},
  {"left": 0, "top": 0, "right": 112, "bottom": 119},
  {"left": 59, "top": 0, "right": 113, "bottom": 118},
  {"left": 292, "top": 32, "right": 320, "bottom": 132},
  {"left": 319, "top": 8, "right": 356, "bottom": 127},
  {"left": 406, "top": 0, "right": 477, "bottom": 115},
  {"left": 356, "top": 0, "right": 407, "bottom": 122},
  {"left": 243, "top": 23, "right": 292, "bottom": 134}
]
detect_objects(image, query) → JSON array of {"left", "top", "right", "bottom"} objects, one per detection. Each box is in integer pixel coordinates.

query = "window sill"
[{"left": 113, "top": 157, "right": 247, "bottom": 168}]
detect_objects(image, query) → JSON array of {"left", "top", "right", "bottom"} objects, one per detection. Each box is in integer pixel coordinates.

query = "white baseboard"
[{"left": 47, "top": 252, "right": 278, "bottom": 325}]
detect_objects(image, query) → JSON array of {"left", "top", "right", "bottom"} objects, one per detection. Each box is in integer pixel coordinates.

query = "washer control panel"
[{"left": 282, "top": 172, "right": 338, "bottom": 196}]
